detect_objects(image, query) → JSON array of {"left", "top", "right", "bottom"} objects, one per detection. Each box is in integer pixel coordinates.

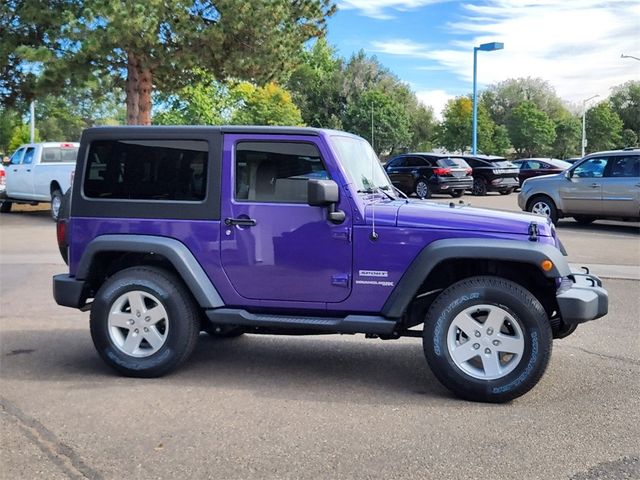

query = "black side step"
[{"left": 206, "top": 309, "right": 397, "bottom": 335}]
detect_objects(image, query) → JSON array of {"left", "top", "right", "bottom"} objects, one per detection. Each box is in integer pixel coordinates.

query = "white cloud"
[
  {"left": 338, "top": 1, "right": 447, "bottom": 20},
  {"left": 416, "top": 89, "right": 454, "bottom": 119},
  {"left": 371, "top": 1, "right": 640, "bottom": 104}
]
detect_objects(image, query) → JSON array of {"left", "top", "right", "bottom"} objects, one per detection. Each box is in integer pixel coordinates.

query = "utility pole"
[
  {"left": 29, "top": 101, "right": 35, "bottom": 143},
  {"left": 581, "top": 95, "right": 599, "bottom": 157}
]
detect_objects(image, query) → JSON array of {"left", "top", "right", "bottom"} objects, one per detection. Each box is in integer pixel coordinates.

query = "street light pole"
[
  {"left": 581, "top": 94, "right": 599, "bottom": 157},
  {"left": 621, "top": 54, "right": 640, "bottom": 61},
  {"left": 472, "top": 42, "right": 503, "bottom": 155}
]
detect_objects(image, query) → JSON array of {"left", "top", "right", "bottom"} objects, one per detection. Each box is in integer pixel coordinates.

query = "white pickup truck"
[{"left": 0, "top": 142, "right": 79, "bottom": 220}]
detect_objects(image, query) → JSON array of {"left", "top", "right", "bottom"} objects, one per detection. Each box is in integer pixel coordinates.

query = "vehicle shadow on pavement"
[{"left": 0, "top": 329, "right": 451, "bottom": 404}]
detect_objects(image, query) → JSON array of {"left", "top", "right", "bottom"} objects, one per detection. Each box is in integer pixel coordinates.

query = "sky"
[{"left": 326, "top": 0, "right": 640, "bottom": 118}]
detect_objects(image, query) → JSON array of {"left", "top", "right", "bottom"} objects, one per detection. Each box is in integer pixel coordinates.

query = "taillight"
[
  {"left": 0, "top": 169, "right": 5, "bottom": 186},
  {"left": 56, "top": 219, "right": 66, "bottom": 247},
  {"left": 433, "top": 167, "right": 451, "bottom": 175},
  {"left": 465, "top": 168, "right": 472, "bottom": 175}
]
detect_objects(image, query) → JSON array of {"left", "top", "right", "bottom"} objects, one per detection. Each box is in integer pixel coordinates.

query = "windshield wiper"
[{"left": 357, "top": 186, "right": 395, "bottom": 201}]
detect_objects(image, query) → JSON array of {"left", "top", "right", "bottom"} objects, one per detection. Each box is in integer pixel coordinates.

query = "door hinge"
[{"left": 332, "top": 228, "right": 352, "bottom": 242}]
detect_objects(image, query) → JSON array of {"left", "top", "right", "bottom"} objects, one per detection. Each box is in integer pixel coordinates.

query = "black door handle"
[{"left": 224, "top": 217, "right": 256, "bottom": 227}]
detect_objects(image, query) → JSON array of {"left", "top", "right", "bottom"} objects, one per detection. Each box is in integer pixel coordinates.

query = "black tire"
[
  {"left": 0, "top": 200, "right": 12, "bottom": 213},
  {"left": 50, "top": 189, "right": 63, "bottom": 221},
  {"left": 472, "top": 178, "right": 487, "bottom": 196},
  {"left": 423, "top": 276, "right": 552, "bottom": 403},
  {"left": 526, "top": 195, "right": 558, "bottom": 224},
  {"left": 414, "top": 178, "right": 431, "bottom": 199},
  {"left": 202, "top": 323, "right": 245, "bottom": 338},
  {"left": 90, "top": 266, "right": 200, "bottom": 377},
  {"left": 450, "top": 190, "right": 464, "bottom": 198},
  {"left": 573, "top": 215, "right": 595, "bottom": 225}
]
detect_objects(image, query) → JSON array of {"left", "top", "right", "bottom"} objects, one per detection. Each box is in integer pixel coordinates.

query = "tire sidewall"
[
  {"left": 50, "top": 190, "right": 63, "bottom": 221},
  {"left": 528, "top": 195, "right": 558, "bottom": 224},
  {"left": 424, "top": 277, "right": 552, "bottom": 402},
  {"left": 415, "top": 179, "right": 430, "bottom": 199},
  {"left": 472, "top": 178, "right": 487, "bottom": 196},
  {"left": 90, "top": 270, "right": 193, "bottom": 376}
]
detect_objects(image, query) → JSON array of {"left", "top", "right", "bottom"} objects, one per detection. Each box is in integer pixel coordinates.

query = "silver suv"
[{"left": 518, "top": 149, "right": 640, "bottom": 224}]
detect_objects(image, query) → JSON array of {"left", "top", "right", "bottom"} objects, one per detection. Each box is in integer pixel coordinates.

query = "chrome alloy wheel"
[
  {"left": 530, "top": 201, "right": 551, "bottom": 218},
  {"left": 447, "top": 304, "right": 525, "bottom": 380},
  {"left": 108, "top": 290, "right": 169, "bottom": 358},
  {"left": 51, "top": 195, "right": 61, "bottom": 218},
  {"left": 416, "top": 181, "right": 429, "bottom": 199}
]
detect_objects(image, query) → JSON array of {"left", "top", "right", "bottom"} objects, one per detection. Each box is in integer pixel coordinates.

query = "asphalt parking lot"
[{"left": 1, "top": 196, "right": 639, "bottom": 480}]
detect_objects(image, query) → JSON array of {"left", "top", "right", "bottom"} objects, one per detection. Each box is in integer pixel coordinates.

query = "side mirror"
[
  {"left": 564, "top": 170, "right": 572, "bottom": 179},
  {"left": 308, "top": 179, "right": 339, "bottom": 205},
  {"left": 307, "top": 179, "right": 345, "bottom": 224}
]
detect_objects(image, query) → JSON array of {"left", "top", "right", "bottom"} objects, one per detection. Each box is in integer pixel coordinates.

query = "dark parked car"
[
  {"left": 512, "top": 158, "right": 571, "bottom": 187},
  {"left": 384, "top": 153, "right": 473, "bottom": 198},
  {"left": 460, "top": 155, "right": 520, "bottom": 196}
]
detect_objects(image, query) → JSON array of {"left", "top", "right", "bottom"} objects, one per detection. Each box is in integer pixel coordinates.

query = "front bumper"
[
  {"left": 556, "top": 271, "right": 608, "bottom": 324},
  {"left": 53, "top": 274, "right": 89, "bottom": 308}
]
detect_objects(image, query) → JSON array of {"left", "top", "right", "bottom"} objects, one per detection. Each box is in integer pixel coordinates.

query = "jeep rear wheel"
[
  {"left": 90, "top": 266, "right": 199, "bottom": 377},
  {"left": 422, "top": 276, "right": 552, "bottom": 403},
  {"left": 50, "top": 189, "right": 63, "bottom": 221}
]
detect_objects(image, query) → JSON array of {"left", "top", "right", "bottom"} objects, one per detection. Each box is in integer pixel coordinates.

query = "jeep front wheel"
[
  {"left": 422, "top": 276, "right": 552, "bottom": 403},
  {"left": 90, "top": 266, "right": 200, "bottom": 377}
]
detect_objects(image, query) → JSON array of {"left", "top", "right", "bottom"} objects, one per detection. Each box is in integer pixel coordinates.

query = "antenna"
[{"left": 370, "top": 102, "right": 378, "bottom": 241}]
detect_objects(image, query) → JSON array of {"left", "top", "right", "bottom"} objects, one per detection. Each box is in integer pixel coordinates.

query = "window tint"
[
  {"left": 609, "top": 156, "right": 639, "bottom": 178},
  {"left": 437, "top": 158, "right": 470, "bottom": 168},
  {"left": 235, "top": 142, "right": 328, "bottom": 203},
  {"left": 526, "top": 160, "right": 543, "bottom": 169},
  {"left": 42, "top": 146, "right": 78, "bottom": 163},
  {"left": 22, "top": 147, "right": 35, "bottom": 165},
  {"left": 573, "top": 157, "right": 606, "bottom": 178},
  {"left": 10, "top": 148, "right": 24, "bottom": 165},
  {"left": 406, "top": 157, "right": 427, "bottom": 167},
  {"left": 516, "top": 161, "right": 529, "bottom": 170},
  {"left": 84, "top": 139, "right": 208, "bottom": 201},
  {"left": 465, "top": 158, "right": 480, "bottom": 167},
  {"left": 388, "top": 158, "right": 405, "bottom": 167}
]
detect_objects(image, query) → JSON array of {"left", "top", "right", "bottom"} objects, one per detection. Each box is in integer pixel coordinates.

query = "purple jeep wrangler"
[{"left": 53, "top": 126, "right": 608, "bottom": 402}]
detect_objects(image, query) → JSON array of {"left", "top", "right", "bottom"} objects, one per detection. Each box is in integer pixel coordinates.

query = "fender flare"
[
  {"left": 382, "top": 238, "right": 569, "bottom": 318},
  {"left": 75, "top": 234, "right": 224, "bottom": 308}
]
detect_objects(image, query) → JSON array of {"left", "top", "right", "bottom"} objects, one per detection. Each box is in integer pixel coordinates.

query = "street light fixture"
[
  {"left": 472, "top": 42, "right": 504, "bottom": 154},
  {"left": 581, "top": 94, "right": 599, "bottom": 157},
  {"left": 621, "top": 53, "right": 640, "bottom": 61}
]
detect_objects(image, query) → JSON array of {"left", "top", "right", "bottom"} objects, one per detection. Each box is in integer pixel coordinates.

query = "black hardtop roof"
[{"left": 82, "top": 125, "right": 337, "bottom": 137}]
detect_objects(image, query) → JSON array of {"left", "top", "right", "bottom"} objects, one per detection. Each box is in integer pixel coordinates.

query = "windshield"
[{"left": 329, "top": 135, "right": 393, "bottom": 193}]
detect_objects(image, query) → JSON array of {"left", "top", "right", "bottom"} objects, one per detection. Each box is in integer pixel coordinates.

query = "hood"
[{"left": 364, "top": 199, "right": 553, "bottom": 236}]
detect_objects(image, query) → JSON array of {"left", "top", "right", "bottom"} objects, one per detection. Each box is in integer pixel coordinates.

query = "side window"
[
  {"left": 609, "top": 156, "right": 639, "bottom": 178},
  {"left": 517, "top": 161, "right": 530, "bottom": 170},
  {"left": 235, "top": 142, "right": 328, "bottom": 203},
  {"left": 83, "top": 139, "right": 208, "bottom": 201},
  {"left": 573, "top": 157, "right": 606, "bottom": 178},
  {"left": 22, "top": 147, "right": 36, "bottom": 165},
  {"left": 406, "top": 157, "right": 426, "bottom": 167},
  {"left": 387, "top": 158, "right": 402, "bottom": 167},
  {"left": 527, "top": 160, "right": 542, "bottom": 169},
  {"left": 465, "top": 158, "right": 479, "bottom": 168},
  {"left": 10, "top": 148, "right": 24, "bottom": 165},
  {"left": 391, "top": 157, "right": 406, "bottom": 167}
]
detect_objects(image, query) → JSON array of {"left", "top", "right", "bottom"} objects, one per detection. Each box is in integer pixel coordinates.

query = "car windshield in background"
[
  {"left": 42, "top": 146, "right": 79, "bottom": 163},
  {"left": 437, "top": 158, "right": 470, "bottom": 168},
  {"left": 330, "top": 135, "right": 393, "bottom": 193}
]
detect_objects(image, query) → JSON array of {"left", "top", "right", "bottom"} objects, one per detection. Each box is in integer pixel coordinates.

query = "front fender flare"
[{"left": 382, "top": 238, "right": 569, "bottom": 319}]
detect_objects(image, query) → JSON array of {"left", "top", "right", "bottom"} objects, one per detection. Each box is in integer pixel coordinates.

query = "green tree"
[
  {"left": 0, "top": 108, "right": 22, "bottom": 154},
  {"left": 552, "top": 114, "right": 581, "bottom": 159},
  {"left": 230, "top": 82, "right": 304, "bottom": 126},
  {"left": 287, "top": 39, "right": 344, "bottom": 129},
  {"left": 585, "top": 102, "right": 623, "bottom": 153},
  {"left": 507, "top": 101, "right": 556, "bottom": 157},
  {"left": 481, "top": 77, "right": 566, "bottom": 125},
  {"left": 609, "top": 81, "right": 640, "bottom": 138},
  {"left": 6, "top": 1, "right": 335, "bottom": 124},
  {"left": 8, "top": 124, "right": 40, "bottom": 152},
  {"left": 343, "top": 88, "right": 411, "bottom": 155},
  {"left": 438, "top": 96, "right": 499, "bottom": 154},
  {"left": 621, "top": 129, "right": 638, "bottom": 148},
  {"left": 154, "top": 74, "right": 233, "bottom": 126},
  {"left": 490, "top": 124, "right": 511, "bottom": 157}
]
